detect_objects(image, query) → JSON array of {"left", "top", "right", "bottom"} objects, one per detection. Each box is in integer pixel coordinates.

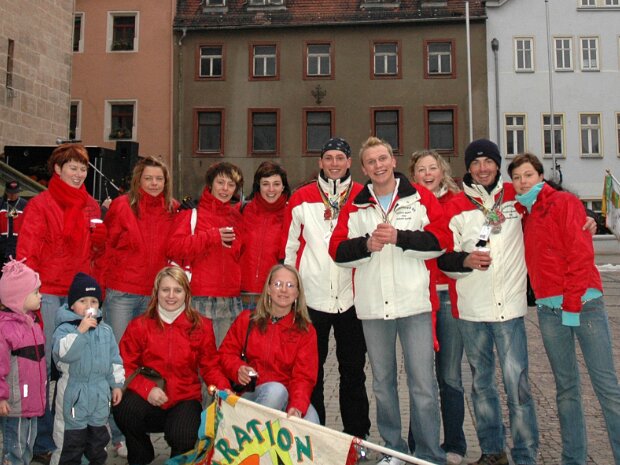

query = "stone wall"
[{"left": 0, "top": 0, "right": 73, "bottom": 152}]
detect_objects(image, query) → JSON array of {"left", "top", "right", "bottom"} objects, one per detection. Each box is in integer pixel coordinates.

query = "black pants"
[
  {"left": 113, "top": 390, "right": 202, "bottom": 465},
  {"left": 309, "top": 306, "right": 371, "bottom": 437},
  {"left": 59, "top": 425, "right": 109, "bottom": 465}
]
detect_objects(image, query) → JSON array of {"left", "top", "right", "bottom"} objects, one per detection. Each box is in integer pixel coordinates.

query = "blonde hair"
[
  {"left": 129, "top": 156, "right": 175, "bottom": 216},
  {"left": 144, "top": 266, "right": 201, "bottom": 330},
  {"left": 358, "top": 136, "right": 394, "bottom": 163},
  {"left": 409, "top": 150, "right": 460, "bottom": 194},
  {"left": 253, "top": 264, "right": 311, "bottom": 332}
]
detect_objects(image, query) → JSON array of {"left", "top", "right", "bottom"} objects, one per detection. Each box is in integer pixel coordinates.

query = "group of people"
[{"left": 0, "top": 135, "right": 618, "bottom": 465}]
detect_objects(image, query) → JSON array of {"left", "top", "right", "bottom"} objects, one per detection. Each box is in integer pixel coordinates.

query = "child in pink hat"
[{"left": 0, "top": 258, "right": 46, "bottom": 465}]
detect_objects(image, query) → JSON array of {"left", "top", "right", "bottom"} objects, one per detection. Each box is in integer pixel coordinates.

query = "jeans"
[
  {"left": 104, "top": 289, "right": 150, "bottom": 343},
  {"left": 193, "top": 296, "right": 242, "bottom": 348},
  {"left": 242, "top": 381, "right": 320, "bottom": 424},
  {"left": 1, "top": 417, "right": 37, "bottom": 465},
  {"left": 362, "top": 313, "right": 445, "bottom": 465},
  {"left": 537, "top": 297, "right": 620, "bottom": 465},
  {"left": 34, "top": 294, "right": 66, "bottom": 455},
  {"left": 103, "top": 289, "right": 150, "bottom": 446},
  {"left": 458, "top": 317, "right": 539, "bottom": 465},
  {"left": 308, "top": 306, "right": 370, "bottom": 437},
  {"left": 435, "top": 290, "right": 467, "bottom": 456}
]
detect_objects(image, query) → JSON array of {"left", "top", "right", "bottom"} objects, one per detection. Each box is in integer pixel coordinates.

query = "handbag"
[
  {"left": 169, "top": 208, "right": 197, "bottom": 281},
  {"left": 123, "top": 366, "right": 166, "bottom": 392},
  {"left": 230, "top": 319, "right": 255, "bottom": 393}
]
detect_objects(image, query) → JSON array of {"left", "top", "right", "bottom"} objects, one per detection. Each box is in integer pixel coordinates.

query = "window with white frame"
[
  {"left": 505, "top": 114, "right": 526, "bottom": 157},
  {"left": 554, "top": 37, "right": 573, "bottom": 71},
  {"left": 196, "top": 109, "right": 223, "bottom": 154},
  {"left": 580, "top": 37, "right": 599, "bottom": 70},
  {"left": 306, "top": 43, "right": 331, "bottom": 77},
  {"left": 73, "top": 13, "right": 84, "bottom": 53},
  {"left": 514, "top": 37, "right": 534, "bottom": 72},
  {"left": 69, "top": 101, "right": 81, "bottom": 140},
  {"left": 427, "top": 108, "right": 455, "bottom": 152},
  {"left": 542, "top": 114, "right": 564, "bottom": 158},
  {"left": 372, "top": 108, "right": 401, "bottom": 152},
  {"left": 248, "top": 0, "right": 284, "bottom": 5},
  {"left": 373, "top": 42, "right": 399, "bottom": 76},
  {"left": 606, "top": 0, "right": 619, "bottom": 5},
  {"left": 580, "top": 0, "right": 595, "bottom": 5},
  {"left": 304, "top": 110, "right": 333, "bottom": 153},
  {"left": 108, "top": 12, "right": 138, "bottom": 52},
  {"left": 252, "top": 44, "right": 277, "bottom": 78},
  {"left": 106, "top": 100, "right": 136, "bottom": 140},
  {"left": 250, "top": 110, "right": 279, "bottom": 154},
  {"left": 580, "top": 113, "right": 601, "bottom": 157},
  {"left": 199, "top": 45, "right": 223, "bottom": 78},
  {"left": 426, "top": 41, "right": 453, "bottom": 76}
]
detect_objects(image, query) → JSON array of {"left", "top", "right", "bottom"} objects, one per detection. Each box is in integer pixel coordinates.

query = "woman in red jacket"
[
  {"left": 102, "top": 156, "right": 178, "bottom": 341},
  {"left": 112, "top": 266, "right": 229, "bottom": 465},
  {"left": 508, "top": 153, "right": 620, "bottom": 465},
  {"left": 17, "top": 143, "right": 104, "bottom": 460},
  {"left": 239, "top": 161, "right": 290, "bottom": 309},
  {"left": 409, "top": 150, "right": 465, "bottom": 465},
  {"left": 219, "top": 264, "right": 319, "bottom": 423},
  {"left": 168, "top": 162, "right": 244, "bottom": 347}
]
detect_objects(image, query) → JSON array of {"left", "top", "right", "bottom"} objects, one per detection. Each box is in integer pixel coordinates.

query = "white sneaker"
[
  {"left": 446, "top": 452, "right": 463, "bottom": 465},
  {"left": 114, "top": 441, "right": 128, "bottom": 458},
  {"left": 376, "top": 455, "right": 405, "bottom": 465}
]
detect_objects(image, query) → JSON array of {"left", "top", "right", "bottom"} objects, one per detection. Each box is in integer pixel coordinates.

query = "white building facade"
[{"left": 485, "top": 0, "right": 620, "bottom": 209}]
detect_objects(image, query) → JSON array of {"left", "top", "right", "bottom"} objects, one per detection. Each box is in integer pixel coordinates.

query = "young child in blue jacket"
[{"left": 51, "top": 273, "right": 124, "bottom": 465}]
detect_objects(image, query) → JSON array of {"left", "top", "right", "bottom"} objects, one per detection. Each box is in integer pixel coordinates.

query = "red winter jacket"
[
  {"left": 103, "top": 193, "right": 179, "bottom": 295},
  {"left": 119, "top": 312, "right": 229, "bottom": 409},
  {"left": 17, "top": 190, "right": 101, "bottom": 296},
  {"left": 168, "top": 189, "right": 243, "bottom": 297},
  {"left": 240, "top": 196, "right": 287, "bottom": 293},
  {"left": 219, "top": 310, "right": 318, "bottom": 416},
  {"left": 521, "top": 183, "right": 602, "bottom": 314}
]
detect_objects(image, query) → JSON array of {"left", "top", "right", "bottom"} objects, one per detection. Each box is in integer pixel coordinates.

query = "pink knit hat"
[{"left": 0, "top": 258, "right": 41, "bottom": 313}]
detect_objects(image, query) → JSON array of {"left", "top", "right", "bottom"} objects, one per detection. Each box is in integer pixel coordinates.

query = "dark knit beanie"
[
  {"left": 321, "top": 137, "right": 351, "bottom": 158},
  {"left": 68, "top": 272, "right": 102, "bottom": 308},
  {"left": 465, "top": 139, "right": 501, "bottom": 170}
]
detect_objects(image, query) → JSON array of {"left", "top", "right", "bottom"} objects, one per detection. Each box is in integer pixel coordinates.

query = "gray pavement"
[{"left": 6, "top": 267, "right": 619, "bottom": 465}]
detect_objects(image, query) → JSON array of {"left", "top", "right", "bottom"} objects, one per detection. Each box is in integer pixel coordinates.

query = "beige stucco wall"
[
  {"left": 177, "top": 21, "right": 488, "bottom": 199},
  {"left": 72, "top": 0, "right": 175, "bottom": 165},
  {"left": 0, "top": 0, "right": 74, "bottom": 151}
]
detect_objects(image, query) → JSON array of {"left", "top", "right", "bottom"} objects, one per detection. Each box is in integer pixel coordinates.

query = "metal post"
[
  {"left": 491, "top": 38, "right": 500, "bottom": 149},
  {"left": 545, "top": 0, "right": 558, "bottom": 183},
  {"left": 466, "top": 1, "right": 473, "bottom": 142}
]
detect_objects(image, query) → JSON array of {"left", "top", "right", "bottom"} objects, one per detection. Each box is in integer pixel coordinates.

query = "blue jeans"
[
  {"left": 193, "top": 296, "right": 242, "bottom": 348},
  {"left": 242, "top": 381, "right": 320, "bottom": 424},
  {"left": 458, "top": 317, "right": 539, "bottom": 465},
  {"left": 362, "top": 313, "right": 445, "bottom": 465},
  {"left": 104, "top": 289, "right": 150, "bottom": 343},
  {"left": 1, "top": 417, "right": 37, "bottom": 465},
  {"left": 34, "top": 294, "right": 66, "bottom": 455},
  {"left": 435, "top": 290, "right": 467, "bottom": 456},
  {"left": 538, "top": 297, "right": 620, "bottom": 465}
]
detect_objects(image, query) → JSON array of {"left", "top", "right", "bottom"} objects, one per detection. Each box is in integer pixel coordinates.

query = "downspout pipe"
[{"left": 175, "top": 27, "right": 187, "bottom": 200}]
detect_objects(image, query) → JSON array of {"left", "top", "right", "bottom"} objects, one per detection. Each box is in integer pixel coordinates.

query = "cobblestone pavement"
[{"left": 5, "top": 269, "right": 618, "bottom": 465}]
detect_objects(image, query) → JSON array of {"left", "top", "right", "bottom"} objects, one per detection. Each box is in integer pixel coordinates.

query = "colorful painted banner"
[
  {"left": 166, "top": 392, "right": 357, "bottom": 465},
  {"left": 602, "top": 172, "right": 620, "bottom": 240}
]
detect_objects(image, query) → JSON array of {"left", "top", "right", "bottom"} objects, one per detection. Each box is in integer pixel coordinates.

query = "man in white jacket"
[
  {"left": 437, "top": 139, "right": 539, "bottom": 465},
  {"left": 283, "top": 137, "right": 370, "bottom": 444},
  {"left": 329, "top": 136, "right": 448, "bottom": 465}
]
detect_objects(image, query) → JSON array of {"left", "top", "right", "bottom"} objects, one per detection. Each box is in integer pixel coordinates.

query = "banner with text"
[{"left": 166, "top": 392, "right": 357, "bottom": 465}]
